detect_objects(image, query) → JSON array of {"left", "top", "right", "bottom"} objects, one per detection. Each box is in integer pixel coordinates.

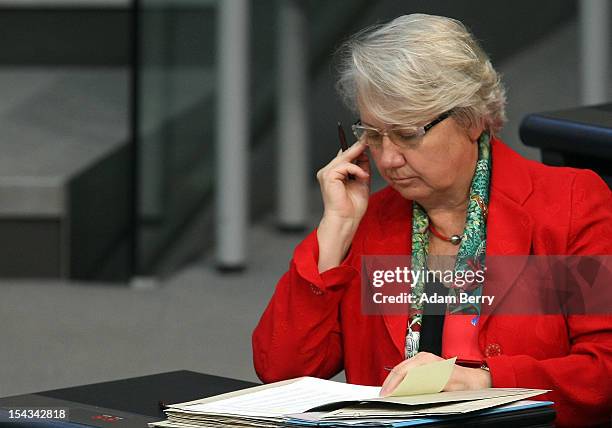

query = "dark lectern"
[{"left": 520, "top": 103, "right": 612, "bottom": 187}]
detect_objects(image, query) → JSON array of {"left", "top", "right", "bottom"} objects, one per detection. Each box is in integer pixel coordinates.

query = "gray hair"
[{"left": 335, "top": 14, "right": 506, "bottom": 134}]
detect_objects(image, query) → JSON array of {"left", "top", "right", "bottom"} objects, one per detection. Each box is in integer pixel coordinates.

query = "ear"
[{"left": 467, "top": 122, "right": 485, "bottom": 142}]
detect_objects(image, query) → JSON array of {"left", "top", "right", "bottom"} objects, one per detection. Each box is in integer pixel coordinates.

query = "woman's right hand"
[{"left": 315, "top": 140, "right": 371, "bottom": 272}]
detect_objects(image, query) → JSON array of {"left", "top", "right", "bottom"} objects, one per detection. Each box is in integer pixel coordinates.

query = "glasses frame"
[{"left": 351, "top": 110, "right": 453, "bottom": 148}]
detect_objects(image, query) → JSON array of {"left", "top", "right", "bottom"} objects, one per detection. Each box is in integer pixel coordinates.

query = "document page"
[
  {"left": 388, "top": 357, "right": 456, "bottom": 397},
  {"left": 172, "top": 377, "right": 380, "bottom": 418},
  {"left": 324, "top": 390, "right": 548, "bottom": 419},
  {"left": 378, "top": 387, "right": 546, "bottom": 406}
]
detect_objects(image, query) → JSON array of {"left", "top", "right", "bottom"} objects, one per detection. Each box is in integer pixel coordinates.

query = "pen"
[
  {"left": 337, "top": 121, "right": 354, "bottom": 180},
  {"left": 337, "top": 121, "right": 349, "bottom": 151},
  {"left": 456, "top": 359, "right": 484, "bottom": 368}
]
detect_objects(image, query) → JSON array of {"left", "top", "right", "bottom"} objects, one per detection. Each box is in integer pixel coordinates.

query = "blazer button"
[
  {"left": 485, "top": 343, "right": 502, "bottom": 357},
  {"left": 310, "top": 284, "right": 324, "bottom": 295}
]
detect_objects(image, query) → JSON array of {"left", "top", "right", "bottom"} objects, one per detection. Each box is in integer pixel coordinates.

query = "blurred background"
[{"left": 0, "top": 0, "right": 610, "bottom": 396}]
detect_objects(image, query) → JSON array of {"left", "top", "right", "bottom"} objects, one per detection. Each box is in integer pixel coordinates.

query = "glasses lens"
[
  {"left": 390, "top": 128, "right": 424, "bottom": 146},
  {"left": 352, "top": 125, "right": 364, "bottom": 140},
  {"left": 352, "top": 123, "right": 426, "bottom": 148},
  {"left": 352, "top": 125, "right": 380, "bottom": 144}
]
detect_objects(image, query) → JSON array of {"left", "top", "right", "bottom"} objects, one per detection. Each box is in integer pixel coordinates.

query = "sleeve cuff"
[
  {"left": 486, "top": 355, "right": 518, "bottom": 388},
  {"left": 293, "top": 229, "right": 359, "bottom": 291}
]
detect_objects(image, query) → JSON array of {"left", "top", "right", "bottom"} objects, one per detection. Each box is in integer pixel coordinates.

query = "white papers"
[
  {"left": 323, "top": 390, "right": 548, "bottom": 419},
  {"left": 150, "top": 364, "right": 551, "bottom": 428},
  {"left": 169, "top": 377, "right": 379, "bottom": 417}
]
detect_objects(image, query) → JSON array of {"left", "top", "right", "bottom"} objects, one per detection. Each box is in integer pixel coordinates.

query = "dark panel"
[
  {"left": 39, "top": 371, "right": 258, "bottom": 418},
  {"left": 520, "top": 103, "right": 612, "bottom": 188},
  {"left": 337, "top": 0, "right": 578, "bottom": 64},
  {"left": 157, "top": 8, "right": 216, "bottom": 67},
  {"left": 0, "top": 219, "right": 62, "bottom": 277},
  {"left": 92, "top": 236, "right": 132, "bottom": 282},
  {"left": 136, "top": 98, "right": 214, "bottom": 272},
  {"left": 68, "top": 144, "right": 131, "bottom": 281},
  {"left": 0, "top": 7, "right": 216, "bottom": 66},
  {"left": 0, "top": 8, "right": 130, "bottom": 66}
]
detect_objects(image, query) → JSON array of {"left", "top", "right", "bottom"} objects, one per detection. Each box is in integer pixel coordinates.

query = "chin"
[{"left": 389, "top": 182, "right": 431, "bottom": 202}]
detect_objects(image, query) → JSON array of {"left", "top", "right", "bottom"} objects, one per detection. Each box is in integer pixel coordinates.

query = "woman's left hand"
[{"left": 379, "top": 352, "right": 491, "bottom": 397}]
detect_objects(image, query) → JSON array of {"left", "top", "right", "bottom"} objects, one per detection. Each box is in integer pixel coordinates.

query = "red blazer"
[{"left": 252, "top": 138, "right": 612, "bottom": 427}]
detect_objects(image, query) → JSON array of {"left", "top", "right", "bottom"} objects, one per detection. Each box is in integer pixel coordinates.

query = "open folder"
[{"left": 150, "top": 359, "right": 551, "bottom": 428}]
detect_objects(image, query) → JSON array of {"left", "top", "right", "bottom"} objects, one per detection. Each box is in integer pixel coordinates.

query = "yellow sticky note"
[{"left": 389, "top": 357, "right": 457, "bottom": 397}]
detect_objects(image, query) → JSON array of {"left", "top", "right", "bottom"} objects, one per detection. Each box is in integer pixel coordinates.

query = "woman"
[{"left": 252, "top": 14, "right": 612, "bottom": 427}]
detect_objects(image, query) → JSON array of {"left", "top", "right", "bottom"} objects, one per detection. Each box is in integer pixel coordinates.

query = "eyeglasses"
[{"left": 351, "top": 110, "right": 453, "bottom": 149}]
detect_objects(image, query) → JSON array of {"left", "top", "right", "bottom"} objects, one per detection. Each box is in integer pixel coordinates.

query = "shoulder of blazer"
[
  {"left": 489, "top": 137, "right": 534, "bottom": 206},
  {"left": 489, "top": 136, "right": 610, "bottom": 207}
]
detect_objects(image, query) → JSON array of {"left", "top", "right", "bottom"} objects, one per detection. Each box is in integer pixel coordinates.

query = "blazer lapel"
[
  {"left": 479, "top": 138, "right": 535, "bottom": 330},
  {"left": 365, "top": 190, "right": 411, "bottom": 358},
  {"left": 481, "top": 191, "right": 533, "bottom": 317}
]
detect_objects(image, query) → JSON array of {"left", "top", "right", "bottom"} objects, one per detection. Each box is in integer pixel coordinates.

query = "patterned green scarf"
[{"left": 405, "top": 133, "right": 491, "bottom": 359}]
